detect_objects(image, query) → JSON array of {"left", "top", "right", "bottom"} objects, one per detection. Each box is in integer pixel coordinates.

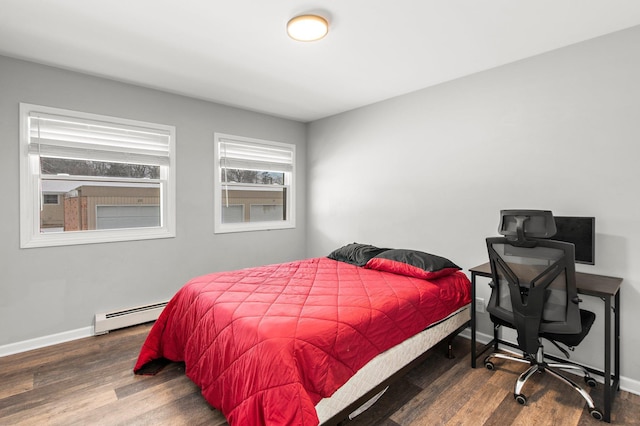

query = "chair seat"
[{"left": 490, "top": 309, "right": 596, "bottom": 349}]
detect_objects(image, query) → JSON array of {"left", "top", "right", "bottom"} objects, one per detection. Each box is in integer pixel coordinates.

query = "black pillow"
[
  {"left": 365, "top": 249, "right": 461, "bottom": 279},
  {"left": 327, "top": 243, "right": 389, "bottom": 267}
]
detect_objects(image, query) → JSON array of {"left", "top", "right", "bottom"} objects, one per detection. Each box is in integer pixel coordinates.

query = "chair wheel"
[
  {"left": 484, "top": 360, "right": 495, "bottom": 370},
  {"left": 585, "top": 376, "right": 597, "bottom": 387},
  {"left": 590, "top": 408, "right": 603, "bottom": 421},
  {"left": 514, "top": 394, "right": 527, "bottom": 405}
]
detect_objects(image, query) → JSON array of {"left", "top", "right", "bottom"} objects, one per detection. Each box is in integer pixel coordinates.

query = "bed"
[{"left": 134, "top": 244, "right": 472, "bottom": 425}]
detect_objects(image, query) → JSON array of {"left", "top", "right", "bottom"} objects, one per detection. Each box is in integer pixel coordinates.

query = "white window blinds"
[
  {"left": 218, "top": 137, "right": 293, "bottom": 172},
  {"left": 27, "top": 111, "right": 172, "bottom": 166}
]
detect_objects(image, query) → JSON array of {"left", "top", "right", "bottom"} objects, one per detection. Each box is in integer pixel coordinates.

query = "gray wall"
[
  {"left": 307, "top": 26, "right": 640, "bottom": 390},
  {"left": 0, "top": 56, "right": 307, "bottom": 346}
]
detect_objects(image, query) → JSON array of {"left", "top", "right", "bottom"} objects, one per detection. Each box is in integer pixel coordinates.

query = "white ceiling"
[{"left": 2, "top": 1, "right": 640, "bottom": 123}]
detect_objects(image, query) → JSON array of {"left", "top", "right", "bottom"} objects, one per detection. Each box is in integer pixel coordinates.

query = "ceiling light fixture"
[{"left": 287, "top": 14, "right": 329, "bottom": 42}]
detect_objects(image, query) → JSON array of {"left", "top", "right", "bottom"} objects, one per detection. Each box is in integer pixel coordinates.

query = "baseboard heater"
[{"left": 94, "top": 301, "right": 168, "bottom": 335}]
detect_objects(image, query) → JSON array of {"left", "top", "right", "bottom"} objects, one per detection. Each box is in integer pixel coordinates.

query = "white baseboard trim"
[
  {"left": 620, "top": 377, "right": 640, "bottom": 396},
  {"left": 0, "top": 326, "right": 93, "bottom": 358},
  {"left": 457, "top": 328, "right": 640, "bottom": 396}
]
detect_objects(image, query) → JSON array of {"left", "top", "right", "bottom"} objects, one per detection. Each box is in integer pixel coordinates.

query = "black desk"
[{"left": 469, "top": 262, "right": 622, "bottom": 423}]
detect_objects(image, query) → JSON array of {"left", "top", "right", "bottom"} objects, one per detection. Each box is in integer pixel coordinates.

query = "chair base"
[{"left": 484, "top": 346, "right": 604, "bottom": 421}]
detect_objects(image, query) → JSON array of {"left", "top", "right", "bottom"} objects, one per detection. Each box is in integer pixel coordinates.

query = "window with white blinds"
[
  {"left": 19, "top": 103, "right": 176, "bottom": 248},
  {"left": 214, "top": 133, "right": 295, "bottom": 233}
]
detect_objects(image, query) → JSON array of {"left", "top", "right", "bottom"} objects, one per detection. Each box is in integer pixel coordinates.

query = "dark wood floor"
[{"left": 1, "top": 323, "right": 638, "bottom": 425}]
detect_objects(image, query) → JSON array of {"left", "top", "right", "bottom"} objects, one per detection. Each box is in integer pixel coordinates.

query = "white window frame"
[
  {"left": 19, "top": 103, "right": 176, "bottom": 248},
  {"left": 214, "top": 133, "right": 295, "bottom": 234}
]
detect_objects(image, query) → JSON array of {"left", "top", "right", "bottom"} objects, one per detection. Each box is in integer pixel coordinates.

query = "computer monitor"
[{"left": 553, "top": 216, "right": 595, "bottom": 265}]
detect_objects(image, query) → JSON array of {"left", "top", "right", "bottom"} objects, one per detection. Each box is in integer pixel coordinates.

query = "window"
[
  {"left": 20, "top": 103, "right": 176, "bottom": 248},
  {"left": 43, "top": 194, "right": 59, "bottom": 205},
  {"left": 214, "top": 133, "right": 295, "bottom": 233}
]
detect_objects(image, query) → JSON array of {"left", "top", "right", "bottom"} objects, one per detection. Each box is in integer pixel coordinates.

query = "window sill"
[
  {"left": 20, "top": 227, "right": 175, "bottom": 248},
  {"left": 214, "top": 221, "right": 295, "bottom": 234}
]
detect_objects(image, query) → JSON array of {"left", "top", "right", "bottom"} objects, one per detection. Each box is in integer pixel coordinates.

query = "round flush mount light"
[{"left": 287, "top": 14, "right": 329, "bottom": 42}]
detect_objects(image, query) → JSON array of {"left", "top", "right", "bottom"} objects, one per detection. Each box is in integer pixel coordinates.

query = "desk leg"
[
  {"left": 615, "top": 290, "right": 621, "bottom": 391},
  {"left": 604, "top": 295, "right": 612, "bottom": 423},
  {"left": 471, "top": 273, "right": 477, "bottom": 368}
]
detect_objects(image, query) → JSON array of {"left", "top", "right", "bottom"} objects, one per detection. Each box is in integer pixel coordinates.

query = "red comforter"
[{"left": 134, "top": 257, "right": 471, "bottom": 425}]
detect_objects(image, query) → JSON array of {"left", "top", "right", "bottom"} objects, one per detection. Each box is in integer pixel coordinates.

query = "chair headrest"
[{"left": 498, "top": 210, "right": 557, "bottom": 247}]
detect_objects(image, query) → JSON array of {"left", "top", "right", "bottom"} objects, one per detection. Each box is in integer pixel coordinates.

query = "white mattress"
[{"left": 316, "top": 304, "right": 471, "bottom": 424}]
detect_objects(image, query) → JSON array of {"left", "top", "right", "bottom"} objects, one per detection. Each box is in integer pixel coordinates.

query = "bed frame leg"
[
  {"left": 446, "top": 322, "right": 469, "bottom": 359},
  {"left": 447, "top": 341, "right": 455, "bottom": 359}
]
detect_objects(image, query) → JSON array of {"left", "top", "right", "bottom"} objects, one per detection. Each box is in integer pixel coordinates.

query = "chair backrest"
[{"left": 486, "top": 211, "right": 582, "bottom": 354}]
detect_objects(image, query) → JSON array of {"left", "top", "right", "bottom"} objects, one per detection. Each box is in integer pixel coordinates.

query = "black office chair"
[{"left": 483, "top": 210, "right": 602, "bottom": 420}]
